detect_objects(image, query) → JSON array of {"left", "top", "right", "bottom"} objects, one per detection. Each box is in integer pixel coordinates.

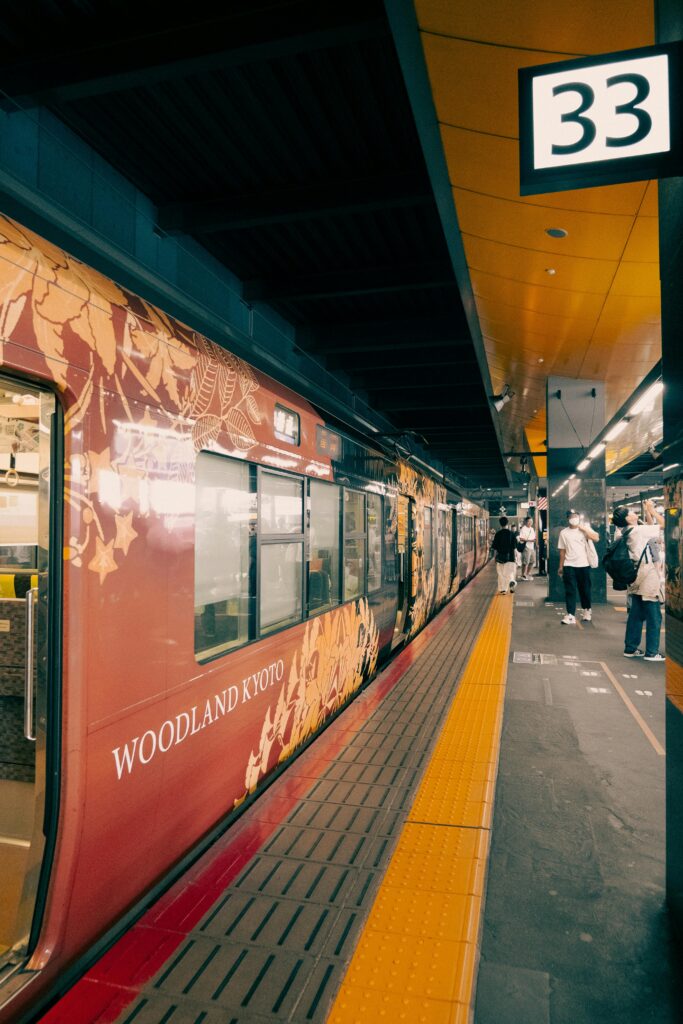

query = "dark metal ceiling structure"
[{"left": 0, "top": 0, "right": 507, "bottom": 486}]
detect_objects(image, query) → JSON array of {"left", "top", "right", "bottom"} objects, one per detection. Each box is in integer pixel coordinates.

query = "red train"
[{"left": 0, "top": 215, "right": 489, "bottom": 1021}]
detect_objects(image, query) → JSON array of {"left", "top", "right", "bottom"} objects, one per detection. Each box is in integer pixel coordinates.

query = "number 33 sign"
[{"left": 519, "top": 43, "right": 682, "bottom": 194}]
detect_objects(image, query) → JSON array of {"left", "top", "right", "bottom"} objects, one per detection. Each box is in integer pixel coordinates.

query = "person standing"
[
  {"left": 491, "top": 517, "right": 517, "bottom": 594},
  {"left": 518, "top": 516, "right": 536, "bottom": 580},
  {"left": 612, "top": 500, "right": 665, "bottom": 661},
  {"left": 558, "top": 510, "right": 599, "bottom": 624}
]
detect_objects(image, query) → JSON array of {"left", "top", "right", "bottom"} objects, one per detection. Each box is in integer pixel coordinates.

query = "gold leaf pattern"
[
  {"left": 192, "top": 414, "right": 221, "bottom": 450},
  {"left": 225, "top": 407, "right": 256, "bottom": 451},
  {"left": 237, "top": 599, "right": 379, "bottom": 802}
]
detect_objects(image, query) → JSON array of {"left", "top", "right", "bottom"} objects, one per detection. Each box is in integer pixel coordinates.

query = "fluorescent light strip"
[
  {"left": 628, "top": 380, "right": 663, "bottom": 417},
  {"left": 577, "top": 458, "right": 590, "bottom": 471},
  {"left": 663, "top": 463, "right": 679, "bottom": 472},
  {"left": 588, "top": 443, "right": 605, "bottom": 458},
  {"left": 605, "top": 420, "right": 628, "bottom": 441}
]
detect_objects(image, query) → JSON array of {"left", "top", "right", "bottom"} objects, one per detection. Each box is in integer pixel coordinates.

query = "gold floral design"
[
  {"left": 397, "top": 461, "right": 445, "bottom": 637},
  {"left": 238, "top": 599, "right": 379, "bottom": 802},
  {"left": 0, "top": 214, "right": 264, "bottom": 583}
]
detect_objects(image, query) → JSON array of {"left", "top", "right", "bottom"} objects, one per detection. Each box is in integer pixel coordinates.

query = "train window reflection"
[
  {"left": 194, "top": 453, "right": 253, "bottom": 660},
  {"left": 309, "top": 481, "right": 340, "bottom": 613},
  {"left": 367, "top": 494, "right": 382, "bottom": 592},
  {"left": 261, "top": 472, "right": 303, "bottom": 534},
  {"left": 424, "top": 506, "right": 433, "bottom": 570},
  {"left": 260, "top": 542, "right": 303, "bottom": 633},
  {"left": 344, "top": 490, "right": 366, "bottom": 601}
]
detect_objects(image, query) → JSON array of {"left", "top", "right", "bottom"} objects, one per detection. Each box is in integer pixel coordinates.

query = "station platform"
[{"left": 35, "top": 567, "right": 679, "bottom": 1024}]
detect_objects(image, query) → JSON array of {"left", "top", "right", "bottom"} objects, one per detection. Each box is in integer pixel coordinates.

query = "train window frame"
[
  {"left": 194, "top": 451, "right": 257, "bottom": 663},
  {"left": 451, "top": 508, "right": 459, "bottom": 585},
  {"left": 367, "top": 492, "right": 383, "bottom": 594},
  {"left": 257, "top": 467, "right": 305, "bottom": 637},
  {"left": 342, "top": 488, "right": 367, "bottom": 603},
  {"left": 424, "top": 505, "right": 433, "bottom": 571},
  {"left": 307, "top": 478, "right": 342, "bottom": 617},
  {"left": 273, "top": 403, "right": 300, "bottom": 446}
]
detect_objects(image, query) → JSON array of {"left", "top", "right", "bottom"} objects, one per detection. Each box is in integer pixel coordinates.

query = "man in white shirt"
[
  {"left": 518, "top": 516, "right": 536, "bottom": 580},
  {"left": 612, "top": 500, "right": 664, "bottom": 661},
  {"left": 558, "top": 509, "right": 599, "bottom": 625}
]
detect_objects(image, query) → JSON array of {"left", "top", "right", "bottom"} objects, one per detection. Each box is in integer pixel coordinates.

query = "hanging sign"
[{"left": 519, "top": 42, "right": 682, "bottom": 194}]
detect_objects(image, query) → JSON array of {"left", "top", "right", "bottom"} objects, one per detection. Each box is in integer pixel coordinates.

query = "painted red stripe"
[{"left": 39, "top": 571, "right": 489, "bottom": 1023}]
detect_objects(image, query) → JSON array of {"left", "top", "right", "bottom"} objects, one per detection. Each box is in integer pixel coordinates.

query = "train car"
[{"left": 0, "top": 215, "right": 486, "bottom": 1022}]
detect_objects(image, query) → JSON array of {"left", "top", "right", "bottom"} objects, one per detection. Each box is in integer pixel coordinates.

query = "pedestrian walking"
[
  {"left": 518, "top": 516, "right": 536, "bottom": 580},
  {"left": 613, "top": 500, "right": 665, "bottom": 661},
  {"left": 491, "top": 517, "right": 517, "bottom": 594},
  {"left": 558, "top": 510, "right": 599, "bottom": 624}
]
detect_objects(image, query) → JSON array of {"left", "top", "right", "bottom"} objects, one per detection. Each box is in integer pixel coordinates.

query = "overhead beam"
[
  {"left": 299, "top": 313, "right": 471, "bottom": 350},
  {"left": 244, "top": 262, "right": 455, "bottom": 302},
  {"left": 158, "top": 173, "right": 431, "bottom": 233},
  {"left": 350, "top": 369, "right": 481, "bottom": 391},
  {"left": 0, "top": 5, "right": 386, "bottom": 107}
]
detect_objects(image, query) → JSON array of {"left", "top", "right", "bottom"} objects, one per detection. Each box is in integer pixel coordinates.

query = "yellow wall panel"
[
  {"left": 454, "top": 189, "right": 634, "bottom": 261},
  {"left": 479, "top": 314, "right": 596, "bottom": 347},
  {"left": 597, "top": 293, "right": 661, "bottom": 324},
  {"left": 416, "top": 0, "right": 654, "bottom": 53}
]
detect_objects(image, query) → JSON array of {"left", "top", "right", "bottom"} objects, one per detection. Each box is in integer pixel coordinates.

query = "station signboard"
[{"left": 519, "top": 42, "right": 682, "bottom": 194}]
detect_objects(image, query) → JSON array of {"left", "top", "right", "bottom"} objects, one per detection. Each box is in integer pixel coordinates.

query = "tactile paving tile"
[
  {"left": 327, "top": 985, "right": 471, "bottom": 1024},
  {"left": 121, "top": 575, "right": 497, "bottom": 1024},
  {"left": 409, "top": 762, "right": 497, "bottom": 829}
]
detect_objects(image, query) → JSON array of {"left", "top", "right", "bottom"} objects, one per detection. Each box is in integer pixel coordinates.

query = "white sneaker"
[
  {"left": 581, "top": 609, "right": 592, "bottom": 622},
  {"left": 643, "top": 653, "right": 665, "bottom": 662},
  {"left": 561, "top": 614, "right": 576, "bottom": 625}
]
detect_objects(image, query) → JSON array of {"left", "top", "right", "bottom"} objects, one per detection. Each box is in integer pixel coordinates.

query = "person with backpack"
[
  {"left": 611, "top": 501, "right": 665, "bottom": 661},
  {"left": 491, "top": 516, "right": 518, "bottom": 594},
  {"left": 558, "top": 509, "right": 599, "bottom": 624}
]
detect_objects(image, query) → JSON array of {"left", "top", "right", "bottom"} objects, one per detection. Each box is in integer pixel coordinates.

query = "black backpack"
[{"left": 602, "top": 529, "right": 647, "bottom": 591}]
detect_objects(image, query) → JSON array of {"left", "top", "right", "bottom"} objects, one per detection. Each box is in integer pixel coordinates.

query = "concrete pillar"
[
  {"left": 658, "top": 0, "right": 683, "bottom": 937},
  {"left": 546, "top": 376, "right": 606, "bottom": 604}
]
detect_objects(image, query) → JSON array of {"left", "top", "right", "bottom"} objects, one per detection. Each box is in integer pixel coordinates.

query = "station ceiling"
[
  {"left": 0, "top": 0, "right": 508, "bottom": 488},
  {"left": 411, "top": 0, "right": 659, "bottom": 477},
  {"left": 0, "top": 1, "right": 661, "bottom": 493}
]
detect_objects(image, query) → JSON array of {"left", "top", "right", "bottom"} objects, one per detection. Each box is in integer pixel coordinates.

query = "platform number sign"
[{"left": 519, "top": 43, "right": 682, "bottom": 194}]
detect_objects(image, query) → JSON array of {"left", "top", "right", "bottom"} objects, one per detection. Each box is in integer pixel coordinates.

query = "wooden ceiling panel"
[
  {"left": 415, "top": 0, "right": 654, "bottom": 54},
  {"left": 609, "top": 262, "right": 661, "bottom": 297},
  {"left": 442, "top": 127, "right": 649, "bottom": 216},
  {"left": 462, "top": 234, "right": 618, "bottom": 294},
  {"left": 415, "top": 0, "right": 659, "bottom": 466},
  {"left": 453, "top": 189, "right": 635, "bottom": 261},
  {"left": 471, "top": 270, "right": 607, "bottom": 320}
]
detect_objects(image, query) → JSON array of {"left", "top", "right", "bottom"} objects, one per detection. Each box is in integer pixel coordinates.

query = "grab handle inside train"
[{"left": 24, "top": 586, "right": 37, "bottom": 742}]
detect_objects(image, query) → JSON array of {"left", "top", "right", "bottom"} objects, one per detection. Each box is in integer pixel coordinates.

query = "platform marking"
[
  {"left": 599, "top": 661, "right": 665, "bottom": 756},
  {"left": 587, "top": 687, "right": 610, "bottom": 694},
  {"left": 635, "top": 690, "right": 653, "bottom": 697},
  {"left": 329, "top": 592, "right": 513, "bottom": 1023}
]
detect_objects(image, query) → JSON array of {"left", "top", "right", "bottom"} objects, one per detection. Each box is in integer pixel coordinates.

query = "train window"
[
  {"left": 260, "top": 543, "right": 303, "bottom": 633},
  {"left": 343, "top": 490, "right": 366, "bottom": 601},
  {"left": 195, "top": 453, "right": 254, "bottom": 659},
  {"left": 424, "top": 506, "right": 433, "bottom": 570},
  {"left": 259, "top": 471, "right": 304, "bottom": 635},
  {"left": 439, "top": 509, "right": 447, "bottom": 565},
  {"left": 261, "top": 472, "right": 303, "bottom": 534},
  {"left": 367, "top": 493, "right": 382, "bottom": 592},
  {"left": 309, "top": 481, "right": 341, "bottom": 613}
]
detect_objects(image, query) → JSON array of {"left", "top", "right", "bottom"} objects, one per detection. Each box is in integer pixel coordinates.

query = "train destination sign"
[{"left": 519, "top": 43, "right": 682, "bottom": 194}]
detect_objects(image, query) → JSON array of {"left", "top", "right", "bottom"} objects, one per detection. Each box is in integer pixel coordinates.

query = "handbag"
[{"left": 586, "top": 537, "right": 599, "bottom": 569}]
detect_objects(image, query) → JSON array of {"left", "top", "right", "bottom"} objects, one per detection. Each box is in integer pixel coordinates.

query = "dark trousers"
[
  {"left": 563, "top": 565, "right": 591, "bottom": 615},
  {"left": 625, "top": 595, "right": 662, "bottom": 656}
]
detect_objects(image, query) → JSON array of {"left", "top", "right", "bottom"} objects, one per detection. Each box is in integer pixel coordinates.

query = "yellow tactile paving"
[
  {"left": 328, "top": 592, "right": 512, "bottom": 1023},
  {"left": 328, "top": 985, "right": 470, "bottom": 1024}
]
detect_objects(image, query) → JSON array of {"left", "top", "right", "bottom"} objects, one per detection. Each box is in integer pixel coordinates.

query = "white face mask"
[{"left": 569, "top": 516, "right": 580, "bottom": 526}]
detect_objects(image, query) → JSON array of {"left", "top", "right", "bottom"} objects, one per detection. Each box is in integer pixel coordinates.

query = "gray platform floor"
[{"left": 474, "top": 577, "right": 682, "bottom": 1024}]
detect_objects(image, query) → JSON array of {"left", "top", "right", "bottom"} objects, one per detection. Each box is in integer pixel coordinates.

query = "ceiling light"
[
  {"left": 537, "top": 358, "right": 544, "bottom": 364},
  {"left": 577, "top": 458, "right": 590, "bottom": 471},
  {"left": 545, "top": 268, "right": 556, "bottom": 276},
  {"left": 546, "top": 227, "right": 568, "bottom": 238},
  {"left": 605, "top": 420, "right": 628, "bottom": 441},
  {"left": 628, "top": 380, "right": 663, "bottom": 416},
  {"left": 588, "top": 443, "right": 606, "bottom": 458},
  {"left": 569, "top": 474, "right": 576, "bottom": 480},
  {"left": 663, "top": 463, "right": 680, "bottom": 473}
]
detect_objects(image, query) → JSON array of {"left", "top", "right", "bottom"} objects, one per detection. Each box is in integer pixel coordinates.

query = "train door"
[
  {"left": 392, "top": 495, "right": 411, "bottom": 647},
  {"left": 0, "top": 377, "right": 57, "bottom": 969}
]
